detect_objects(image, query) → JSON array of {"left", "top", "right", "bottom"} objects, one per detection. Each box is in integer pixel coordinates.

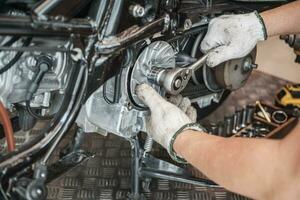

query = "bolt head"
[
  {"left": 36, "top": 189, "right": 42, "bottom": 195},
  {"left": 41, "top": 173, "right": 46, "bottom": 178},
  {"left": 130, "top": 4, "right": 145, "bottom": 17},
  {"left": 184, "top": 19, "right": 192, "bottom": 30},
  {"left": 137, "top": 7, "right": 145, "bottom": 16},
  {"left": 174, "top": 79, "right": 182, "bottom": 88}
]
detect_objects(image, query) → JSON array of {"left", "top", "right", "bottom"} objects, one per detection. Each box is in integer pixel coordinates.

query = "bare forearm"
[
  {"left": 174, "top": 123, "right": 300, "bottom": 199},
  {"left": 261, "top": 0, "right": 300, "bottom": 37}
]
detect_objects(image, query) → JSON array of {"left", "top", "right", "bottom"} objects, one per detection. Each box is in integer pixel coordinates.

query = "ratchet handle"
[
  {"left": 188, "top": 54, "right": 208, "bottom": 71},
  {"left": 146, "top": 54, "right": 208, "bottom": 95}
]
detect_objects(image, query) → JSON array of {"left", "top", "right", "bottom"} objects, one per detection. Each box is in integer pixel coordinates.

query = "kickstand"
[{"left": 127, "top": 134, "right": 220, "bottom": 199}]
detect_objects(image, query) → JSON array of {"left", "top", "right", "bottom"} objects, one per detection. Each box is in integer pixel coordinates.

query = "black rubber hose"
[
  {"left": 0, "top": 37, "right": 32, "bottom": 75},
  {"left": 25, "top": 56, "right": 56, "bottom": 120},
  {"left": 102, "top": 81, "right": 115, "bottom": 104},
  {"left": 37, "top": 58, "right": 80, "bottom": 133},
  {"left": 2, "top": 37, "right": 20, "bottom": 47}
]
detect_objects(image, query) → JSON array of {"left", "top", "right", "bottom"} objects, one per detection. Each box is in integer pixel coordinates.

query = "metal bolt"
[
  {"left": 251, "top": 63, "right": 258, "bottom": 69},
  {"left": 129, "top": 4, "right": 145, "bottom": 18},
  {"left": 40, "top": 173, "right": 46, "bottom": 178},
  {"left": 184, "top": 19, "right": 192, "bottom": 30},
  {"left": 183, "top": 70, "right": 190, "bottom": 80},
  {"left": 243, "top": 58, "right": 257, "bottom": 72},
  {"left": 36, "top": 188, "right": 42, "bottom": 195},
  {"left": 174, "top": 79, "right": 182, "bottom": 88}
]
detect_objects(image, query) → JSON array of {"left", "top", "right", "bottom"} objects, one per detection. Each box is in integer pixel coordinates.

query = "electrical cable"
[
  {"left": 0, "top": 37, "right": 32, "bottom": 75},
  {"left": 2, "top": 36, "right": 20, "bottom": 47},
  {"left": 25, "top": 101, "right": 55, "bottom": 120},
  {"left": 102, "top": 49, "right": 129, "bottom": 105},
  {"left": 102, "top": 69, "right": 122, "bottom": 104},
  {"left": 103, "top": 81, "right": 115, "bottom": 104},
  {"left": 42, "top": 63, "right": 88, "bottom": 163},
  {"left": 25, "top": 56, "right": 56, "bottom": 120},
  {"left": 0, "top": 101, "right": 15, "bottom": 152}
]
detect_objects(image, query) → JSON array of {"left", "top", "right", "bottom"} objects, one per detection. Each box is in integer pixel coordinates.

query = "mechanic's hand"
[
  {"left": 201, "top": 11, "right": 267, "bottom": 67},
  {"left": 136, "top": 84, "right": 196, "bottom": 150}
]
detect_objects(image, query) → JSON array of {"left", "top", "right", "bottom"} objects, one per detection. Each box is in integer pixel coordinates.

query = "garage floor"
[{"left": 46, "top": 71, "right": 291, "bottom": 200}]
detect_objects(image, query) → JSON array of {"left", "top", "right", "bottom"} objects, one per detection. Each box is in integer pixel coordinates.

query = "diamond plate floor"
[{"left": 46, "top": 71, "right": 291, "bottom": 200}]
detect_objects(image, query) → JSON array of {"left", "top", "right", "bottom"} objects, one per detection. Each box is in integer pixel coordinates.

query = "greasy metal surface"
[{"left": 45, "top": 71, "right": 290, "bottom": 200}]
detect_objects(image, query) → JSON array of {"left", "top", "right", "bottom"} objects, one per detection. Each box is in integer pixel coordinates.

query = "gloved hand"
[
  {"left": 136, "top": 84, "right": 202, "bottom": 161},
  {"left": 201, "top": 11, "right": 267, "bottom": 67}
]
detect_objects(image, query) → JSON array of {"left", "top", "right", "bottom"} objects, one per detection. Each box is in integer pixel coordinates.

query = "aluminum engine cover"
[{"left": 76, "top": 41, "right": 176, "bottom": 138}]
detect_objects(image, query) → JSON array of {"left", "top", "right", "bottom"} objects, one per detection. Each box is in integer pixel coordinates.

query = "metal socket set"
[{"left": 206, "top": 102, "right": 297, "bottom": 139}]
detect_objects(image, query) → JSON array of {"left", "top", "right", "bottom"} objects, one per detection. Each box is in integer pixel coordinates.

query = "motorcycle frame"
[{"left": 0, "top": 0, "right": 288, "bottom": 199}]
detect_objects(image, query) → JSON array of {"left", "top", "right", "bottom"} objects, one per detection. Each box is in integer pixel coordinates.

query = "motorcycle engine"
[
  {"left": 76, "top": 39, "right": 256, "bottom": 138},
  {"left": 0, "top": 37, "right": 70, "bottom": 107},
  {"left": 0, "top": 35, "right": 71, "bottom": 130}
]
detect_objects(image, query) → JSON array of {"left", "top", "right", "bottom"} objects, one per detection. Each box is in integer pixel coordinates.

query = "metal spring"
[{"left": 144, "top": 136, "right": 153, "bottom": 154}]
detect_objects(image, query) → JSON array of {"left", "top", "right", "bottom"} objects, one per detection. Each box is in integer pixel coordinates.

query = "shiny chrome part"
[
  {"left": 243, "top": 57, "right": 257, "bottom": 72},
  {"left": 188, "top": 54, "right": 208, "bottom": 71},
  {"left": 147, "top": 66, "right": 192, "bottom": 95},
  {"left": 130, "top": 41, "right": 175, "bottom": 107},
  {"left": 272, "top": 110, "right": 288, "bottom": 124},
  {"left": 129, "top": 4, "right": 145, "bottom": 18},
  {"left": 183, "top": 19, "right": 192, "bottom": 30},
  {"left": 154, "top": 54, "right": 209, "bottom": 94},
  {"left": 152, "top": 67, "right": 192, "bottom": 95}
]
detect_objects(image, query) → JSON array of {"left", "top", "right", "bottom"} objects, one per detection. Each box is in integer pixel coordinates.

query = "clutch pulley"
[
  {"left": 202, "top": 49, "right": 257, "bottom": 92},
  {"left": 129, "top": 41, "right": 176, "bottom": 108}
]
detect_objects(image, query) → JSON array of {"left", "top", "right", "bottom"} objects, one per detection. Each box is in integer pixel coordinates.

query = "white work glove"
[
  {"left": 136, "top": 84, "right": 204, "bottom": 163},
  {"left": 201, "top": 11, "right": 267, "bottom": 67}
]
